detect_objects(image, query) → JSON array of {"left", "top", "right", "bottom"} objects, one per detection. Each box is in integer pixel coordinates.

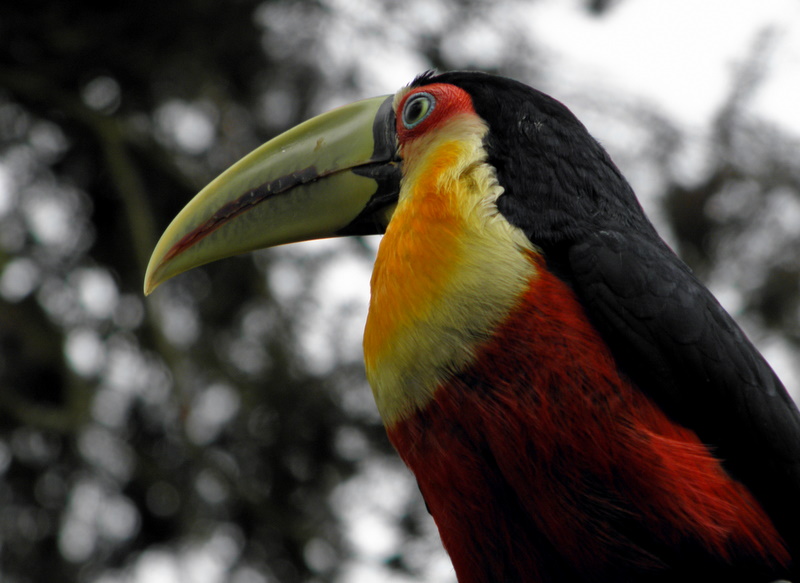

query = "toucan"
[{"left": 145, "top": 71, "right": 800, "bottom": 583}]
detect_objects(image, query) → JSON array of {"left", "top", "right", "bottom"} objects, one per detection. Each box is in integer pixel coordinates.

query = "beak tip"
[
  {"left": 143, "top": 278, "right": 155, "bottom": 297},
  {"left": 143, "top": 262, "right": 164, "bottom": 296},
  {"left": 142, "top": 94, "right": 399, "bottom": 298}
]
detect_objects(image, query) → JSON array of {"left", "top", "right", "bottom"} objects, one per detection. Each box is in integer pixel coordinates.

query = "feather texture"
[{"left": 387, "top": 252, "right": 788, "bottom": 583}]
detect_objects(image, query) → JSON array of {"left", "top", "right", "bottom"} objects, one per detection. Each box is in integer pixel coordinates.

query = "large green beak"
[{"left": 144, "top": 95, "right": 400, "bottom": 295}]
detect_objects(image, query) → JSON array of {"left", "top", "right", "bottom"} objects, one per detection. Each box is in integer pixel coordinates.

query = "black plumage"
[{"left": 418, "top": 71, "right": 800, "bottom": 572}]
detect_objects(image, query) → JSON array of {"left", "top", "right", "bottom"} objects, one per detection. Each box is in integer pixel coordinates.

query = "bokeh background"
[{"left": 1, "top": 1, "right": 799, "bottom": 582}]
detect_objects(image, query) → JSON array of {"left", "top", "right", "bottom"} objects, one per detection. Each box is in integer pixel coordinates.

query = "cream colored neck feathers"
[{"left": 363, "top": 112, "right": 537, "bottom": 425}]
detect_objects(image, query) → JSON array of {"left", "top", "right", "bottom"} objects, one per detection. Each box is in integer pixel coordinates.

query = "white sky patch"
[
  {"left": 763, "top": 187, "right": 800, "bottom": 244},
  {"left": 0, "top": 257, "right": 40, "bottom": 302},
  {"left": 303, "top": 252, "right": 372, "bottom": 374},
  {"left": 269, "top": 238, "right": 373, "bottom": 375},
  {"left": 82, "top": 76, "right": 122, "bottom": 113},
  {"left": 154, "top": 293, "right": 201, "bottom": 348},
  {"left": 24, "top": 194, "right": 76, "bottom": 247},
  {"left": 130, "top": 550, "right": 183, "bottom": 583},
  {"left": 103, "top": 336, "right": 152, "bottom": 394},
  {"left": 528, "top": 0, "right": 800, "bottom": 130},
  {"left": 332, "top": 458, "right": 433, "bottom": 583},
  {"left": 95, "top": 527, "right": 244, "bottom": 583},
  {"left": 752, "top": 26, "right": 800, "bottom": 132},
  {"left": 186, "top": 383, "right": 241, "bottom": 445},
  {"left": 65, "top": 327, "right": 107, "bottom": 377},
  {"left": 181, "top": 526, "right": 243, "bottom": 582},
  {"left": 60, "top": 477, "right": 138, "bottom": 563},
  {"left": 264, "top": 254, "right": 305, "bottom": 304},
  {"left": 350, "top": 45, "right": 429, "bottom": 99},
  {"left": 59, "top": 484, "right": 101, "bottom": 563},
  {"left": 310, "top": 0, "right": 441, "bottom": 105},
  {"left": 156, "top": 100, "right": 217, "bottom": 154},
  {"left": 761, "top": 336, "right": 800, "bottom": 403},
  {"left": 0, "top": 164, "right": 15, "bottom": 216},
  {"left": 29, "top": 120, "right": 69, "bottom": 159},
  {"left": 73, "top": 267, "right": 120, "bottom": 320}
]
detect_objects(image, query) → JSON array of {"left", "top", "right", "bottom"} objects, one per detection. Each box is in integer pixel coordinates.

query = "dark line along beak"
[{"left": 144, "top": 95, "right": 400, "bottom": 295}]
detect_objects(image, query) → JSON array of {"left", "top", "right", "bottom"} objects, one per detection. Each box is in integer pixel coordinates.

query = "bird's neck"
[
  {"left": 363, "top": 124, "right": 536, "bottom": 425},
  {"left": 362, "top": 125, "right": 787, "bottom": 581}
]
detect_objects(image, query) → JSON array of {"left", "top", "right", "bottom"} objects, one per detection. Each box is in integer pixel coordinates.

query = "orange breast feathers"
[{"left": 363, "top": 110, "right": 537, "bottom": 425}]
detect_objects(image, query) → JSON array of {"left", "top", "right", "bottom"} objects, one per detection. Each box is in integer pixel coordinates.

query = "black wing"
[
  {"left": 437, "top": 69, "right": 800, "bottom": 557},
  {"left": 565, "top": 227, "right": 800, "bottom": 555}
]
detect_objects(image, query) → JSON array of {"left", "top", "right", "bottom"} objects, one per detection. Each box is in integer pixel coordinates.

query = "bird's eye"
[{"left": 402, "top": 92, "right": 435, "bottom": 129}]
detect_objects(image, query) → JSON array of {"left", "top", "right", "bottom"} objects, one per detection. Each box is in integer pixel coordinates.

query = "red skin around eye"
[{"left": 396, "top": 83, "right": 476, "bottom": 142}]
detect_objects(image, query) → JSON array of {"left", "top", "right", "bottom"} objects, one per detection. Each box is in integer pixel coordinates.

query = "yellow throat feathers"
[{"left": 364, "top": 111, "right": 537, "bottom": 425}]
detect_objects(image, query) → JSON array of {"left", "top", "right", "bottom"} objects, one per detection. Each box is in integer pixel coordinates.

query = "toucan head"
[
  {"left": 144, "top": 70, "right": 656, "bottom": 423},
  {"left": 145, "top": 71, "right": 641, "bottom": 295}
]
